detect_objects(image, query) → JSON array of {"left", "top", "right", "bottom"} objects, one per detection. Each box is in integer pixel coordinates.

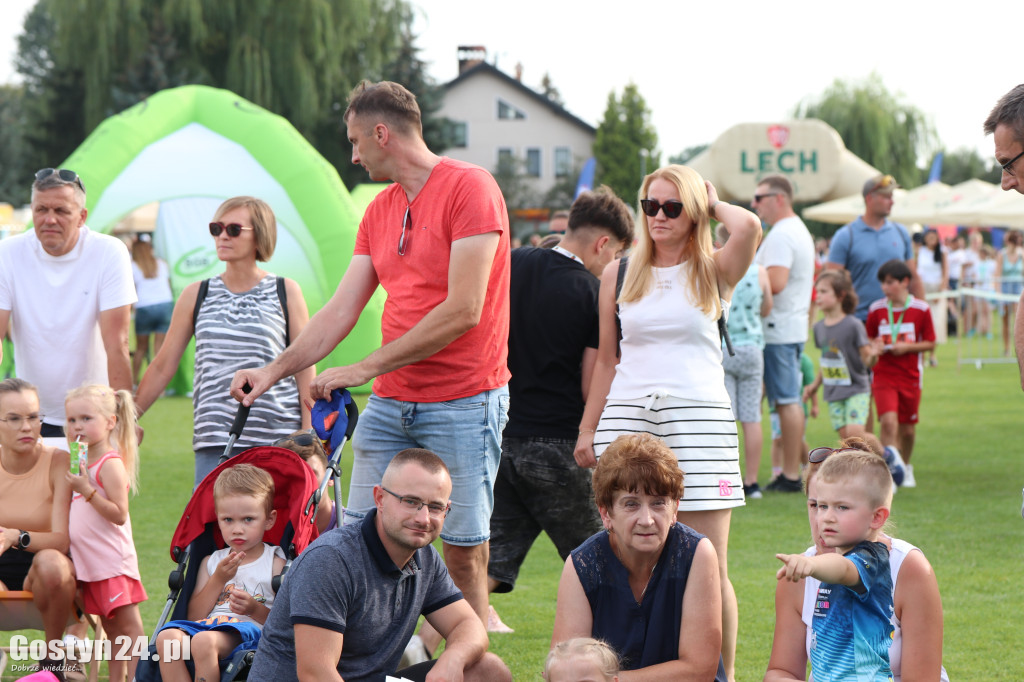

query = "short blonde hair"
[
  {"left": 545, "top": 638, "right": 619, "bottom": 681},
  {"left": 213, "top": 196, "right": 277, "bottom": 262},
  {"left": 213, "top": 463, "right": 276, "bottom": 516},
  {"left": 816, "top": 449, "right": 893, "bottom": 509}
]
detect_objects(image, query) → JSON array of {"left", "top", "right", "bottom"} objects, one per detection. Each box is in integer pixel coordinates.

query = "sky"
[{"left": 1, "top": 0, "right": 1018, "bottom": 166}]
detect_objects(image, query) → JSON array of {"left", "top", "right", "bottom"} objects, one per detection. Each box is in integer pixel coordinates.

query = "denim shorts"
[
  {"left": 344, "top": 386, "right": 509, "bottom": 545},
  {"left": 763, "top": 342, "right": 803, "bottom": 406},
  {"left": 135, "top": 301, "right": 173, "bottom": 335}
]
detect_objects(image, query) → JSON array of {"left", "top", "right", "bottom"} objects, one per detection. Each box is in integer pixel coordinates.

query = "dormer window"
[{"left": 497, "top": 98, "right": 526, "bottom": 120}]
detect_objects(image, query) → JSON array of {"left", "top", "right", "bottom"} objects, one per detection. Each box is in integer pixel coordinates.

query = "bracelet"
[
  {"left": 85, "top": 489, "right": 97, "bottom": 503},
  {"left": 709, "top": 200, "right": 723, "bottom": 217},
  {"left": 578, "top": 428, "right": 596, "bottom": 435}
]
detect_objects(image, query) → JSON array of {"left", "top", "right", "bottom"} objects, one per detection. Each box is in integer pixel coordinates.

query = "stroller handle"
[{"left": 229, "top": 384, "right": 253, "bottom": 438}]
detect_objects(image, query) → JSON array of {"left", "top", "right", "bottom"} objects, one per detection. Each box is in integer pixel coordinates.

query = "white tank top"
[
  {"left": 610, "top": 262, "right": 729, "bottom": 403},
  {"left": 801, "top": 538, "right": 949, "bottom": 682}
]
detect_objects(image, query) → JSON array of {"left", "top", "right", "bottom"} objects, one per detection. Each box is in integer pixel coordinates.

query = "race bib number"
[{"left": 820, "top": 354, "right": 852, "bottom": 386}]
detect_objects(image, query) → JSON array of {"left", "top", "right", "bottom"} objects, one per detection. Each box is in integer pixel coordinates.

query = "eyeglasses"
[
  {"left": 381, "top": 486, "right": 450, "bottom": 518},
  {"left": 398, "top": 206, "right": 412, "bottom": 256},
  {"left": 807, "top": 446, "right": 859, "bottom": 464},
  {"left": 639, "top": 199, "right": 684, "bottom": 219},
  {"left": 209, "top": 222, "right": 254, "bottom": 238},
  {"left": 866, "top": 174, "right": 897, "bottom": 194},
  {"left": 1000, "top": 149, "right": 1024, "bottom": 177},
  {"left": 752, "top": 193, "right": 779, "bottom": 204},
  {"left": 34, "top": 168, "right": 86, "bottom": 193},
  {"left": 0, "top": 413, "right": 44, "bottom": 427}
]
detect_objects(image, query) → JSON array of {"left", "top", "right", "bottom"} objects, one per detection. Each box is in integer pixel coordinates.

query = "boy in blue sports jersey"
[{"left": 775, "top": 450, "right": 894, "bottom": 681}]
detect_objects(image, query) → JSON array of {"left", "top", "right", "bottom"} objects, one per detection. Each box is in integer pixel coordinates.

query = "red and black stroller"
[{"left": 134, "top": 390, "right": 358, "bottom": 682}]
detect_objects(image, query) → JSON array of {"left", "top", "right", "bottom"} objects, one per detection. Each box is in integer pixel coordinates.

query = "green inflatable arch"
[{"left": 61, "top": 84, "right": 382, "bottom": 388}]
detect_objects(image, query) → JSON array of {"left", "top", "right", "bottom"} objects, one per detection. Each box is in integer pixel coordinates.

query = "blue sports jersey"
[{"left": 809, "top": 541, "right": 894, "bottom": 681}]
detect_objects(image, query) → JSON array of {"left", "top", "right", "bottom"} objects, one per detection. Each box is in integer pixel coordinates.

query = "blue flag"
[{"left": 575, "top": 157, "right": 596, "bottom": 198}]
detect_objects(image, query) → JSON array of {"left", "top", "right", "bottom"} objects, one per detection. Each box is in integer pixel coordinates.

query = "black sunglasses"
[
  {"left": 639, "top": 199, "right": 684, "bottom": 219},
  {"left": 1001, "top": 149, "right": 1024, "bottom": 177},
  {"left": 272, "top": 430, "right": 328, "bottom": 456},
  {"left": 35, "top": 168, "right": 86, "bottom": 193},
  {"left": 807, "top": 446, "right": 860, "bottom": 464},
  {"left": 753, "top": 193, "right": 779, "bottom": 204},
  {"left": 209, "top": 222, "right": 254, "bottom": 238},
  {"left": 398, "top": 206, "right": 412, "bottom": 256}
]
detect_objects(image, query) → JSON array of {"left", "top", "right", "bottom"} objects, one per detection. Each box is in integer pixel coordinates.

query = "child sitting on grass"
[
  {"left": 545, "top": 638, "right": 620, "bottom": 682},
  {"left": 155, "top": 464, "right": 285, "bottom": 682},
  {"left": 775, "top": 449, "right": 895, "bottom": 681}
]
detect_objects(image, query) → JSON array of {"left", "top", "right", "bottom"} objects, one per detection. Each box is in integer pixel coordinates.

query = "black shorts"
[{"left": 0, "top": 547, "right": 35, "bottom": 591}]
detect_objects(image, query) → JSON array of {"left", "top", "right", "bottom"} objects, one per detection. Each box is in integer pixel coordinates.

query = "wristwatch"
[{"left": 17, "top": 530, "right": 30, "bottom": 550}]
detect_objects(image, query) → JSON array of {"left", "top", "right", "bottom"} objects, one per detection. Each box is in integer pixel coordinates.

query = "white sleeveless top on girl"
[
  {"left": 69, "top": 452, "right": 142, "bottom": 582},
  {"left": 610, "top": 261, "right": 730, "bottom": 404},
  {"left": 201, "top": 543, "right": 286, "bottom": 626},
  {"left": 801, "top": 538, "right": 950, "bottom": 682}
]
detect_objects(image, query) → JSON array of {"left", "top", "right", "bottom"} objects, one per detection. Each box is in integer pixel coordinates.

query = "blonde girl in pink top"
[{"left": 64, "top": 384, "right": 147, "bottom": 682}]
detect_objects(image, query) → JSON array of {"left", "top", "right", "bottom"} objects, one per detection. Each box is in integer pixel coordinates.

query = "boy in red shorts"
[{"left": 866, "top": 259, "right": 936, "bottom": 487}]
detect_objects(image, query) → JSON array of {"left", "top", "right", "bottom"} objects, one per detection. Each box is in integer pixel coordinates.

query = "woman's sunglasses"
[
  {"left": 639, "top": 199, "right": 684, "bottom": 219},
  {"left": 209, "top": 222, "right": 254, "bottom": 238},
  {"left": 807, "top": 446, "right": 859, "bottom": 464}
]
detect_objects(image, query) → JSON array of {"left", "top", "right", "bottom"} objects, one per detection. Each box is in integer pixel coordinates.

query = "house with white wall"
[{"left": 440, "top": 46, "right": 596, "bottom": 216}]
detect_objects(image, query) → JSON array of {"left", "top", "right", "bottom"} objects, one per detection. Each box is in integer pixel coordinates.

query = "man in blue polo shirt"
[
  {"left": 248, "top": 449, "right": 510, "bottom": 682},
  {"left": 826, "top": 174, "right": 924, "bottom": 321}
]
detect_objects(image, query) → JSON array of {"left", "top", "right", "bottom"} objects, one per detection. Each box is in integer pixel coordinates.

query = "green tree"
[
  {"left": 794, "top": 73, "right": 936, "bottom": 188},
  {"left": 936, "top": 148, "right": 1001, "bottom": 186},
  {"left": 0, "top": 85, "right": 29, "bottom": 205},
  {"left": 593, "top": 83, "right": 659, "bottom": 205},
  {"left": 669, "top": 144, "right": 709, "bottom": 166}
]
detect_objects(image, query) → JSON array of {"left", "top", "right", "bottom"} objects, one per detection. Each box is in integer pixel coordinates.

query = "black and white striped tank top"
[{"left": 192, "top": 275, "right": 300, "bottom": 451}]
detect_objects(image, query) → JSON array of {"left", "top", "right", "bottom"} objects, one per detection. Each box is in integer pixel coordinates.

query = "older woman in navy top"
[{"left": 552, "top": 433, "right": 726, "bottom": 681}]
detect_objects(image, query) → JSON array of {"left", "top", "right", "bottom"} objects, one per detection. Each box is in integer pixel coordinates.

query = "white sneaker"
[
  {"left": 399, "top": 634, "right": 430, "bottom": 668},
  {"left": 902, "top": 464, "right": 916, "bottom": 488}
]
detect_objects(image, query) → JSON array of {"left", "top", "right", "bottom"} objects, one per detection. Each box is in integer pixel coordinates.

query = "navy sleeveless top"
[{"left": 571, "top": 523, "right": 727, "bottom": 680}]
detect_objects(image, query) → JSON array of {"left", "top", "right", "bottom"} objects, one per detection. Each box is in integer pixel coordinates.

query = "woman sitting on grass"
[{"left": 764, "top": 437, "right": 948, "bottom": 681}]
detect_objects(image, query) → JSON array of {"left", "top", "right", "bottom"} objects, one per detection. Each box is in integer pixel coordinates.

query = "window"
[
  {"left": 497, "top": 98, "right": 526, "bottom": 120},
  {"left": 526, "top": 148, "right": 541, "bottom": 177},
  {"left": 446, "top": 121, "right": 468, "bottom": 148},
  {"left": 554, "top": 147, "right": 571, "bottom": 178},
  {"left": 497, "top": 148, "right": 514, "bottom": 171}
]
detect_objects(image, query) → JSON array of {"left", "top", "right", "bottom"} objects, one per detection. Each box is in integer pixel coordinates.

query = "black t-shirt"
[{"left": 505, "top": 246, "right": 600, "bottom": 438}]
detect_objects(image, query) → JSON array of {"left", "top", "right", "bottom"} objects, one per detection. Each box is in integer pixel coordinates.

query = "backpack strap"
[
  {"left": 191, "top": 278, "right": 211, "bottom": 331},
  {"left": 276, "top": 276, "right": 290, "bottom": 347},
  {"left": 615, "top": 257, "right": 628, "bottom": 358},
  {"left": 191, "top": 276, "right": 291, "bottom": 346}
]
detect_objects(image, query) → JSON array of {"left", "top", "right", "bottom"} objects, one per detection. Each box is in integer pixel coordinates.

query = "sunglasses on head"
[
  {"left": 807, "top": 446, "right": 860, "bottom": 464},
  {"left": 209, "top": 222, "right": 254, "bottom": 238},
  {"left": 35, "top": 168, "right": 86, "bottom": 193},
  {"left": 273, "top": 430, "right": 328, "bottom": 454},
  {"left": 639, "top": 199, "right": 684, "bottom": 219}
]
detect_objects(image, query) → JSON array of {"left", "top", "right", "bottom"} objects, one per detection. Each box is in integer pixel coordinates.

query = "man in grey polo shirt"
[{"left": 248, "top": 449, "right": 510, "bottom": 682}]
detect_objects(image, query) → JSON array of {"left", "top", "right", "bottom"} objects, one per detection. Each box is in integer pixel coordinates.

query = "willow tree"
[
  {"left": 593, "top": 83, "right": 660, "bottom": 206},
  {"left": 794, "top": 73, "right": 936, "bottom": 187}
]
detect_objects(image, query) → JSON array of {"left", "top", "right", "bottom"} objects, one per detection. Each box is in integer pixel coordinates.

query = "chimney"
[
  {"left": 514, "top": 62, "right": 523, "bottom": 81},
  {"left": 458, "top": 45, "right": 487, "bottom": 74}
]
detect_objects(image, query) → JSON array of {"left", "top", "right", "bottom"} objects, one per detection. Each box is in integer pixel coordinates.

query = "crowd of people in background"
[{"left": 7, "top": 79, "right": 1024, "bottom": 682}]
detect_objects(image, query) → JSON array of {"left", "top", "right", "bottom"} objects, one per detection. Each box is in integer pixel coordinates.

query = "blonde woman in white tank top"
[{"left": 575, "top": 165, "right": 761, "bottom": 681}]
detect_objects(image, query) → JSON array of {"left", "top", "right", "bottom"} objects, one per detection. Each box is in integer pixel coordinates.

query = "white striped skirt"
[{"left": 594, "top": 394, "right": 745, "bottom": 511}]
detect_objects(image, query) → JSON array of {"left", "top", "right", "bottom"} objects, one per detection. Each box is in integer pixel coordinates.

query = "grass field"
[{"left": 3, "top": 338, "right": 1022, "bottom": 680}]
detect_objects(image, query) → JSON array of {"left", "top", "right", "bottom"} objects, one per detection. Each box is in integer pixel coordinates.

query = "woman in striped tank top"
[{"left": 136, "top": 197, "right": 315, "bottom": 485}]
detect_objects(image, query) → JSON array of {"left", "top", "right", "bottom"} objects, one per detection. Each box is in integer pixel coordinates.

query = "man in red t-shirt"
[
  {"left": 232, "top": 80, "right": 510, "bottom": 633},
  {"left": 866, "top": 259, "right": 935, "bottom": 487}
]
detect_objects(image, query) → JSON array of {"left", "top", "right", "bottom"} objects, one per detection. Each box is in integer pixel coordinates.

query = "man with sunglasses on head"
[
  {"left": 826, "top": 174, "right": 923, "bottom": 323},
  {"left": 231, "top": 80, "right": 510, "bottom": 631},
  {"left": 752, "top": 175, "right": 815, "bottom": 493},
  {"left": 249, "top": 448, "right": 511, "bottom": 682},
  {"left": 983, "top": 84, "right": 1024, "bottom": 390},
  {"left": 0, "top": 168, "right": 136, "bottom": 437}
]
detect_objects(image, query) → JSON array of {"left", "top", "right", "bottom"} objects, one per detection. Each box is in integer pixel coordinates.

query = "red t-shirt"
[
  {"left": 354, "top": 157, "right": 511, "bottom": 401},
  {"left": 865, "top": 296, "right": 935, "bottom": 389}
]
